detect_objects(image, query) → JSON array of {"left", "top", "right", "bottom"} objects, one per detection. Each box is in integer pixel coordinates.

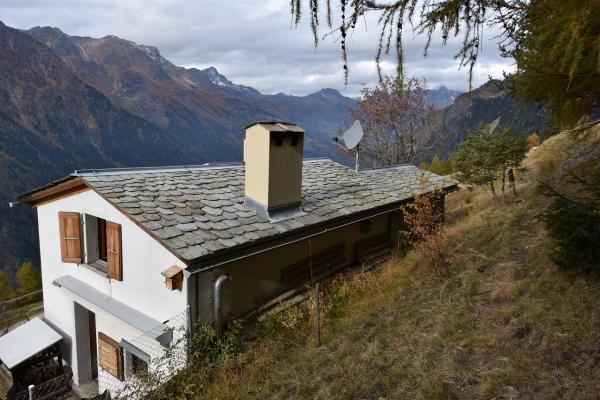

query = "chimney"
[{"left": 243, "top": 121, "right": 305, "bottom": 217}]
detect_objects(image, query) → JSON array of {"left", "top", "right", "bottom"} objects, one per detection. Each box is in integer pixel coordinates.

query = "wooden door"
[{"left": 89, "top": 311, "right": 98, "bottom": 379}]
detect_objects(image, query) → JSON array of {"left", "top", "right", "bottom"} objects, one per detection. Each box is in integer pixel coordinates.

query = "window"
[
  {"left": 97, "top": 218, "right": 107, "bottom": 262},
  {"left": 122, "top": 340, "right": 150, "bottom": 379},
  {"left": 59, "top": 211, "right": 122, "bottom": 281},
  {"left": 83, "top": 214, "right": 122, "bottom": 280},
  {"left": 131, "top": 354, "right": 148, "bottom": 376}
]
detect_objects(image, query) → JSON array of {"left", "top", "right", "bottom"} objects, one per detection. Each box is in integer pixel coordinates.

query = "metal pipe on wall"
[{"left": 213, "top": 274, "right": 231, "bottom": 333}]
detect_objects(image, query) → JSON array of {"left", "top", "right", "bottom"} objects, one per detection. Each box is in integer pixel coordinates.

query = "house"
[{"left": 16, "top": 121, "right": 456, "bottom": 396}]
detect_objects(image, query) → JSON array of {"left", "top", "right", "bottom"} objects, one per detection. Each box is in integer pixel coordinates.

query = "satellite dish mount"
[{"left": 333, "top": 120, "right": 364, "bottom": 172}]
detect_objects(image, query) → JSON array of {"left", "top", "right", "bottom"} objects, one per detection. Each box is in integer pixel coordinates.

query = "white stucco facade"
[{"left": 36, "top": 189, "right": 188, "bottom": 392}]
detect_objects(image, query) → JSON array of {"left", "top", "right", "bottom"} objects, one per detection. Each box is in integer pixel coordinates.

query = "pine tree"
[{"left": 454, "top": 127, "right": 527, "bottom": 196}]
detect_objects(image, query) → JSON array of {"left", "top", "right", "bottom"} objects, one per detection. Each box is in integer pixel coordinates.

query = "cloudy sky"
[{"left": 1, "top": 0, "right": 515, "bottom": 96}]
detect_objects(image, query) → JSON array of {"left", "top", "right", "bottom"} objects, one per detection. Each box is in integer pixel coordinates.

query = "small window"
[
  {"left": 132, "top": 354, "right": 148, "bottom": 375},
  {"left": 123, "top": 346, "right": 150, "bottom": 379}
]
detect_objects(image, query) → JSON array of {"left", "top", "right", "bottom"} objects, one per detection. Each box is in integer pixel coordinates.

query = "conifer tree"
[
  {"left": 292, "top": 0, "right": 599, "bottom": 126},
  {"left": 0, "top": 272, "right": 13, "bottom": 301},
  {"left": 454, "top": 127, "right": 527, "bottom": 196},
  {"left": 15, "top": 262, "right": 42, "bottom": 295}
]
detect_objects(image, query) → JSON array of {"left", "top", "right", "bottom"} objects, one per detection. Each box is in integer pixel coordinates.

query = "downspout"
[{"left": 213, "top": 274, "right": 231, "bottom": 333}]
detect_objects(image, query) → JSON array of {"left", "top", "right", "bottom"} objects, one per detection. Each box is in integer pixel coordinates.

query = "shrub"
[
  {"left": 188, "top": 320, "right": 244, "bottom": 365},
  {"left": 541, "top": 196, "right": 600, "bottom": 271},
  {"left": 401, "top": 190, "right": 452, "bottom": 276}
]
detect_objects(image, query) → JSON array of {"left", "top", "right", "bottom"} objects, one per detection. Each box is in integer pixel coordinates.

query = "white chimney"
[{"left": 243, "top": 121, "right": 305, "bottom": 216}]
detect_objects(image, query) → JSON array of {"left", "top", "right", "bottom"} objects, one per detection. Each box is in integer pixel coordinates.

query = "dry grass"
[{"left": 184, "top": 134, "right": 600, "bottom": 400}]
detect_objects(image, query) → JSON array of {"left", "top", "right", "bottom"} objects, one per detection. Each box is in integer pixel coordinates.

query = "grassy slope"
[{"left": 191, "top": 133, "right": 600, "bottom": 400}]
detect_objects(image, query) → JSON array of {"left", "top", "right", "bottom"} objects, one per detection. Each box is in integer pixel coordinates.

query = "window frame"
[{"left": 79, "top": 211, "right": 122, "bottom": 280}]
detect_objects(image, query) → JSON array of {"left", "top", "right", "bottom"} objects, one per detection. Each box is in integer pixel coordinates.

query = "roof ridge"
[
  {"left": 74, "top": 162, "right": 244, "bottom": 177},
  {"left": 73, "top": 158, "right": 336, "bottom": 177}
]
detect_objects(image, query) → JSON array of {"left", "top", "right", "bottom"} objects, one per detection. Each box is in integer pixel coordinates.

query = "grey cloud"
[{"left": 0, "top": 0, "right": 513, "bottom": 96}]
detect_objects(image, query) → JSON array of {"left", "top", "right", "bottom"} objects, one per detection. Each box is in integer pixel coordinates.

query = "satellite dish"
[{"left": 342, "top": 120, "right": 364, "bottom": 150}]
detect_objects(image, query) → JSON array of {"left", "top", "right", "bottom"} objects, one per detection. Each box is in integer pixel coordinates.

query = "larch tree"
[
  {"left": 0, "top": 271, "right": 13, "bottom": 301},
  {"left": 291, "top": 0, "right": 600, "bottom": 127},
  {"left": 15, "top": 262, "right": 42, "bottom": 295}
]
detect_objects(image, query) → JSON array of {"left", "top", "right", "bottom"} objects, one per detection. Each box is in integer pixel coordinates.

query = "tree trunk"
[
  {"left": 501, "top": 167, "right": 506, "bottom": 196},
  {"left": 508, "top": 168, "right": 517, "bottom": 197},
  {"left": 490, "top": 179, "right": 497, "bottom": 197}
]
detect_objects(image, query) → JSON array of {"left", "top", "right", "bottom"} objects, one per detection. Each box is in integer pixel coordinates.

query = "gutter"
[{"left": 186, "top": 184, "right": 458, "bottom": 275}]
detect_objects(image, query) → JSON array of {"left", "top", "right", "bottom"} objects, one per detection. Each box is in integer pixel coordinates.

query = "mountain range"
[{"left": 0, "top": 21, "right": 544, "bottom": 275}]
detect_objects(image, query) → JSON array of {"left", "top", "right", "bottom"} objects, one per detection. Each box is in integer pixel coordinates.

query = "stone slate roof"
[{"left": 76, "top": 159, "right": 456, "bottom": 262}]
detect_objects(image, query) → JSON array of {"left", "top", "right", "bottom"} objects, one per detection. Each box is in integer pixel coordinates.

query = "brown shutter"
[
  {"left": 58, "top": 212, "right": 82, "bottom": 263},
  {"left": 98, "top": 332, "right": 124, "bottom": 381},
  {"left": 107, "top": 221, "right": 123, "bottom": 281}
]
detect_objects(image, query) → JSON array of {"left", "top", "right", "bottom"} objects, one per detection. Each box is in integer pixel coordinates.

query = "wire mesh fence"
[{"left": 97, "top": 310, "right": 189, "bottom": 399}]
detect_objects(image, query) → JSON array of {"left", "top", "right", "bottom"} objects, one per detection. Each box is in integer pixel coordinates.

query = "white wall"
[{"left": 36, "top": 189, "right": 188, "bottom": 387}]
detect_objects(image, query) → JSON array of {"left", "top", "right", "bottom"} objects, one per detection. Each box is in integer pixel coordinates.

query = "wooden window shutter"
[
  {"left": 107, "top": 222, "right": 123, "bottom": 281},
  {"left": 98, "top": 332, "right": 124, "bottom": 381},
  {"left": 58, "top": 212, "right": 82, "bottom": 263}
]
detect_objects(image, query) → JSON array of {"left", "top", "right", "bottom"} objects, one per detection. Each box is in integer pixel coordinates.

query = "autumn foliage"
[
  {"left": 351, "top": 76, "right": 437, "bottom": 167},
  {"left": 401, "top": 190, "right": 451, "bottom": 277}
]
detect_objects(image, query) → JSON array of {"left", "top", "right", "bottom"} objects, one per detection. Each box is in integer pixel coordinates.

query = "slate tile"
[
  {"left": 175, "top": 215, "right": 194, "bottom": 224},
  {"left": 177, "top": 223, "right": 198, "bottom": 232},
  {"left": 204, "top": 240, "right": 225, "bottom": 252},
  {"left": 156, "top": 227, "right": 183, "bottom": 239},
  {"left": 224, "top": 219, "right": 241, "bottom": 227},
  {"left": 145, "top": 213, "right": 161, "bottom": 221},
  {"left": 223, "top": 212, "right": 237, "bottom": 220},
  {"left": 217, "top": 238, "right": 238, "bottom": 248},
  {"left": 179, "top": 232, "right": 204, "bottom": 246},
  {"left": 144, "top": 221, "right": 162, "bottom": 231},
  {"left": 181, "top": 245, "right": 209, "bottom": 259},
  {"left": 203, "top": 206, "right": 223, "bottom": 216}
]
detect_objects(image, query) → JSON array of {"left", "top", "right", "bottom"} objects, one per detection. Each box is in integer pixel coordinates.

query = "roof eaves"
[
  {"left": 18, "top": 176, "right": 89, "bottom": 206},
  {"left": 186, "top": 182, "right": 458, "bottom": 273}
]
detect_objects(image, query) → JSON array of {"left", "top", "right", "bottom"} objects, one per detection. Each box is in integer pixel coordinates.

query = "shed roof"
[
  {"left": 0, "top": 318, "right": 62, "bottom": 369},
  {"left": 21, "top": 159, "right": 456, "bottom": 266}
]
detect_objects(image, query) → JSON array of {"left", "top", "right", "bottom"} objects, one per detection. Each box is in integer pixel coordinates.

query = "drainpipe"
[{"left": 213, "top": 274, "right": 231, "bottom": 333}]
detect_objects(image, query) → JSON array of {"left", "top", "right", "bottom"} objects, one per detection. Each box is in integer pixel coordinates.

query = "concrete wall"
[
  {"left": 190, "top": 212, "right": 399, "bottom": 325},
  {"left": 189, "top": 194, "right": 447, "bottom": 326},
  {"left": 36, "top": 190, "right": 188, "bottom": 387}
]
